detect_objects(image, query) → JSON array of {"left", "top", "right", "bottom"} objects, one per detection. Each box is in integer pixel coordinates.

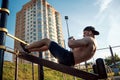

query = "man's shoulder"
[
  {"left": 83, "top": 37, "right": 94, "bottom": 41},
  {"left": 84, "top": 37, "right": 97, "bottom": 47},
  {"left": 82, "top": 37, "right": 96, "bottom": 44}
]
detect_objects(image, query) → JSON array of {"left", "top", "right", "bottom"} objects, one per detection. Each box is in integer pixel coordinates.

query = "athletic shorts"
[{"left": 49, "top": 41, "right": 75, "bottom": 66}]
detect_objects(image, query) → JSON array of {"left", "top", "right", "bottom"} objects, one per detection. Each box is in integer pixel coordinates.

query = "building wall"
[{"left": 14, "top": 0, "right": 64, "bottom": 63}]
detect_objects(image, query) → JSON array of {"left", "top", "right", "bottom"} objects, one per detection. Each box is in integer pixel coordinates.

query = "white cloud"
[
  {"left": 95, "top": 0, "right": 120, "bottom": 57},
  {"left": 94, "top": 0, "right": 113, "bottom": 26},
  {"left": 96, "top": 0, "right": 113, "bottom": 13},
  {"left": 107, "top": 12, "right": 120, "bottom": 46}
]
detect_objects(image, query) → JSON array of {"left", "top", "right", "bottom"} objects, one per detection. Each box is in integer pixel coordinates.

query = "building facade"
[{"left": 14, "top": 0, "right": 64, "bottom": 63}]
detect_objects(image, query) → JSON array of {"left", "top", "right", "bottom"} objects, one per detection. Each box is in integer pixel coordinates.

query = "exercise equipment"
[
  {"left": 96, "top": 58, "right": 107, "bottom": 79},
  {"left": 0, "top": 0, "right": 108, "bottom": 79},
  {"left": 20, "top": 42, "right": 30, "bottom": 53},
  {"left": 0, "top": 0, "right": 9, "bottom": 79},
  {"left": 93, "top": 64, "right": 98, "bottom": 74},
  {"left": 4, "top": 48, "right": 108, "bottom": 80},
  {"left": 93, "top": 58, "right": 108, "bottom": 79},
  {"left": 7, "top": 33, "right": 29, "bottom": 45}
]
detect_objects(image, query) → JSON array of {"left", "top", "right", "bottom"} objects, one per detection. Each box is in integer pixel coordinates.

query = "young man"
[{"left": 26, "top": 26, "right": 99, "bottom": 66}]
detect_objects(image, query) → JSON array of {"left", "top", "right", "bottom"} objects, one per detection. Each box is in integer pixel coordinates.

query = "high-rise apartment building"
[{"left": 14, "top": 0, "right": 64, "bottom": 63}]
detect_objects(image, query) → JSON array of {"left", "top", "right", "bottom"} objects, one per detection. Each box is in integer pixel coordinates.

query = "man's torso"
[{"left": 72, "top": 37, "right": 96, "bottom": 64}]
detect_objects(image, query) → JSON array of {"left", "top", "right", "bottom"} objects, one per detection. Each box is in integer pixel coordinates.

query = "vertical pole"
[
  {"left": 32, "top": 62, "right": 34, "bottom": 80},
  {"left": 85, "top": 61, "right": 88, "bottom": 72},
  {"left": 62, "top": 40, "right": 66, "bottom": 80},
  {"left": 109, "top": 45, "right": 116, "bottom": 67},
  {"left": 15, "top": 56, "right": 18, "bottom": 80},
  {"left": 65, "top": 16, "right": 76, "bottom": 80},
  {"left": 0, "top": 0, "right": 9, "bottom": 80},
  {"left": 38, "top": 52, "right": 44, "bottom": 80},
  {"left": 65, "top": 16, "right": 70, "bottom": 38}
]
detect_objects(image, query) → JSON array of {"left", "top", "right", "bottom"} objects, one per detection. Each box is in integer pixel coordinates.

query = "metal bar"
[
  {"left": 0, "top": 0, "right": 9, "bottom": 79},
  {"left": 97, "top": 45, "right": 120, "bottom": 51},
  {"left": 5, "top": 49, "right": 15, "bottom": 54},
  {"left": 4, "top": 49, "right": 98, "bottom": 80},
  {"left": 18, "top": 53, "right": 99, "bottom": 80},
  {"left": 38, "top": 52, "right": 44, "bottom": 80},
  {"left": 5, "top": 47, "right": 19, "bottom": 55},
  {"left": 15, "top": 56, "right": 18, "bottom": 80},
  {"left": 7, "top": 33, "right": 29, "bottom": 45},
  {"left": 32, "top": 62, "right": 34, "bottom": 80},
  {"left": 65, "top": 16, "right": 70, "bottom": 38},
  {"left": 109, "top": 45, "right": 116, "bottom": 67}
]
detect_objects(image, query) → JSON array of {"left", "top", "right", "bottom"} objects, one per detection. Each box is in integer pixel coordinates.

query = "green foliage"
[
  {"left": 3, "top": 61, "right": 82, "bottom": 80},
  {"left": 105, "top": 53, "right": 120, "bottom": 65}
]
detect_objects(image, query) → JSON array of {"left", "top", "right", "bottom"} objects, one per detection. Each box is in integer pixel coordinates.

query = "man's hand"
[{"left": 68, "top": 36, "right": 75, "bottom": 40}]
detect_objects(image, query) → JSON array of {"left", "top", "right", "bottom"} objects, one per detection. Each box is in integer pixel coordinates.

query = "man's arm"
[
  {"left": 68, "top": 36, "right": 75, "bottom": 50},
  {"left": 68, "top": 37, "right": 90, "bottom": 48}
]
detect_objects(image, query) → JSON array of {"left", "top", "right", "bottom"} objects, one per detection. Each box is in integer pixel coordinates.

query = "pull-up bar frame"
[{"left": 0, "top": 0, "right": 107, "bottom": 80}]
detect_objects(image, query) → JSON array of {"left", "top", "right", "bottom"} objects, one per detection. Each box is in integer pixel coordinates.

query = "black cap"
[{"left": 83, "top": 26, "right": 99, "bottom": 35}]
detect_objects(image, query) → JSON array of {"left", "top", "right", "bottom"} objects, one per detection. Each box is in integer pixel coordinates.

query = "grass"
[{"left": 3, "top": 61, "right": 82, "bottom": 80}]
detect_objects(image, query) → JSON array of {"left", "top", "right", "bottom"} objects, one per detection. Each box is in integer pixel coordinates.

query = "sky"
[{"left": 1, "top": 0, "right": 120, "bottom": 63}]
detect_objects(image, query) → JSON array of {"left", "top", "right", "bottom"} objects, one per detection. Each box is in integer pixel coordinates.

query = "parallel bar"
[
  {"left": 7, "top": 33, "right": 29, "bottom": 45},
  {"left": 18, "top": 53, "right": 98, "bottom": 80},
  {"left": 5, "top": 49, "right": 16, "bottom": 54}
]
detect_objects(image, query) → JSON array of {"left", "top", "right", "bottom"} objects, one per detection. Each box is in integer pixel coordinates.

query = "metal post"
[
  {"left": 65, "top": 16, "right": 70, "bottom": 38},
  {"left": 63, "top": 39, "right": 66, "bottom": 48},
  {"left": 85, "top": 61, "right": 88, "bottom": 72},
  {"left": 65, "top": 16, "right": 76, "bottom": 80},
  {"left": 38, "top": 52, "right": 44, "bottom": 80},
  {"left": 15, "top": 56, "right": 18, "bottom": 80},
  {"left": 32, "top": 62, "right": 34, "bottom": 80},
  {"left": 109, "top": 45, "right": 116, "bottom": 67},
  {"left": 0, "top": 0, "right": 9, "bottom": 79}
]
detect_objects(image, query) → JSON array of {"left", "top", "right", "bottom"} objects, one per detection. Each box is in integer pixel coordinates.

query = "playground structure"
[{"left": 0, "top": 0, "right": 108, "bottom": 80}]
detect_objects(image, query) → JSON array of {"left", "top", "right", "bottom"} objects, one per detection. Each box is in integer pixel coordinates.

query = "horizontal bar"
[
  {"left": 7, "top": 33, "right": 29, "bottom": 45},
  {"left": 5, "top": 49, "right": 15, "bottom": 54},
  {"left": 0, "top": 28, "right": 28, "bottom": 45},
  {"left": 18, "top": 52, "right": 99, "bottom": 80},
  {"left": 3, "top": 47, "right": 19, "bottom": 55}
]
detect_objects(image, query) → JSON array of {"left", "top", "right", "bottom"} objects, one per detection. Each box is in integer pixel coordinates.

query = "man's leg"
[
  {"left": 27, "top": 39, "right": 75, "bottom": 66},
  {"left": 49, "top": 41, "right": 75, "bottom": 66},
  {"left": 27, "top": 38, "right": 51, "bottom": 52}
]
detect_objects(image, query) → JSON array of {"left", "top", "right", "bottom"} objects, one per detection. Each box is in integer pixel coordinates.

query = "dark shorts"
[{"left": 49, "top": 41, "right": 75, "bottom": 66}]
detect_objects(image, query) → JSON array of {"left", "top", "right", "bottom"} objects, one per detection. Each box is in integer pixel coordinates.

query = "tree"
[
  {"left": 104, "top": 53, "right": 120, "bottom": 65},
  {"left": 114, "top": 53, "right": 120, "bottom": 62}
]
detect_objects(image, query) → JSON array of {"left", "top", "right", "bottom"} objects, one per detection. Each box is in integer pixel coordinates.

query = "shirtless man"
[{"left": 26, "top": 26, "right": 99, "bottom": 66}]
